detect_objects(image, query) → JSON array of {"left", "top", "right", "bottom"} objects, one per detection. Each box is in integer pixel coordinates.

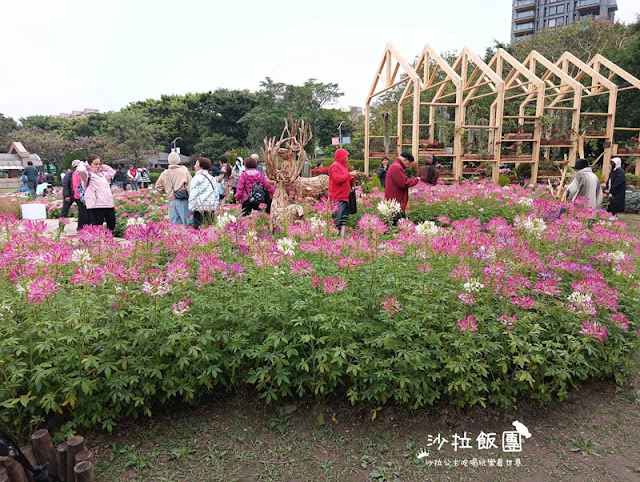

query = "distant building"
[
  {"left": 113, "top": 152, "right": 192, "bottom": 169},
  {"left": 511, "top": 0, "right": 617, "bottom": 42},
  {"left": 52, "top": 108, "right": 100, "bottom": 119},
  {"left": 0, "top": 142, "right": 42, "bottom": 188}
]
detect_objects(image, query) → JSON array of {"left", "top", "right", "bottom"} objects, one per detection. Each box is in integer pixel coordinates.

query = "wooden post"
[
  {"left": 74, "top": 450, "right": 93, "bottom": 467},
  {"left": 19, "top": 446, "right": 38, "bottom": 482},
  {"left": 31, "top": 429, "right": 57, "bottom": 478},
  {"left": 66, "top": 437, "right": 84, "bottom": 482},
  {"left": 0, "top": 456, "right": 28, "bottom": 482},
  {"left": 73, "top": 461, "right": 94, "bottom": 482},
  {"left": 56, "top": 443, "right": 68, "bottom": 482}
]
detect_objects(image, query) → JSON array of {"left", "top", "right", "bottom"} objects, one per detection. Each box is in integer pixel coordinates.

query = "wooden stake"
[
  {"left": 19, "top": 446, "right": 38, "bottom": 482},
  {"left": 0, "top": 456, "right": 28, "bottom": 482},
  {"left": 73, "top": 461, "right": 94, "bottom": 482},
  {"left": 30, "top": 429, "right": 57, "bottom": 478},
  {"left": 74, "top": 450, "right": 93, "bottom": 466},
  {"left": 56, "top": 443, "right": 68, "bottom": 482},
  {"left": 66, "top": 437, "right": 84, "bottom": 482}
]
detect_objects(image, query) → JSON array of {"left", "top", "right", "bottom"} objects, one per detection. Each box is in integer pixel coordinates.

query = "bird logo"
[
  {"left": 512, "top": 420, "right": 532, "bottom": 439},
  {"left": 417, "top": 449, "right": 430, "bottom": 459}
]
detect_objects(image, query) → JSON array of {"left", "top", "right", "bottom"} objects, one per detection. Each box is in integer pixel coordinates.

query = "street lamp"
[
  {"left": 337, "top": 121, "right": 345, "bottom": 147},
  {"left": 171, "top": 137, "right": 181, "bottom": 152}
]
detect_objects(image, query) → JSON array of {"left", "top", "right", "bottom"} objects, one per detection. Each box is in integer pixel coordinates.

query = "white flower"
[
  {"left": 127, "top": 217, "right": 146, "bottom": 226},
  {"left": 71, "top": 249, "right": 91, "bottom": 265},
  {"left": 377, "top": 199, "right": 402, "bottom": 223},
  {"left": 245, "top": 229, "right": 258, "bottom": 241},
  {"left": 518, "top": 197, "right": 534, "bottom": 207},
  {"left": 276, "top": 237, "right": 297, "bottom": 256},
  {"left": 463, "top": 279, "right": 484, "bottom": 293},
  {"left": 216, "top": 212, "right": 237, "bottom": 229},
  {"left": 16, "top": 284, "right": 25, "bottom": 294},
  {"left": 567, "top": 291, "right": 591, "bottom": 305},
  {"left": 0, "top": 303, "right": 13, "bottom": 315},
  {"left": 514, "top": 215, "right": 546, "bottom": 236},
  {"left": 310, "top": 216, "right": 326, "bottom": 230},
  {"left": 608, "top": 251, "right": 625, "bottom": 263},
  {"left": 415, "top": 221, "right": 440, "bottom": 237}
]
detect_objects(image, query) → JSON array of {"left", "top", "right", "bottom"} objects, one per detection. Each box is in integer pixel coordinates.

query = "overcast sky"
[{"left": 2, "top": 0, "right": 638, "bottom": 121}]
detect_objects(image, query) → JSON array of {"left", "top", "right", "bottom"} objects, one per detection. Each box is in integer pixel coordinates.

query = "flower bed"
[{"left": 0, "top": 184, "right": 639, "bottom": 437}]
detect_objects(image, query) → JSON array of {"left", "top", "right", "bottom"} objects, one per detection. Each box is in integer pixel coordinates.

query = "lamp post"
[
  {"left": 337, "top": 121, "right": 345, "bottom": 147},
  {"left": 171, "top": 137, "right": 181, "bottom": 152}
]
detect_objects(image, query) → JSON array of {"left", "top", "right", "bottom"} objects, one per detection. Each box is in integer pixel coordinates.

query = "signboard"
[
  {"left": 342, "top": 136, "right": 351, "bottom": 145},
  {"left": 331, "top": 137, "right": 340, "bottom": 146}
]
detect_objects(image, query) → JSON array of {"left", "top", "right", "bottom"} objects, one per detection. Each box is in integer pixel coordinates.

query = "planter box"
[
  {"left": 501, "top": 155, "right": 533, "bottom": 161},
  {"left": 537, "top": 170, "right": 561, "bottom": 177},
  {"left": 546, "top": 139, "right": 572, "bottom": 146},
  {"left": 540, "top": 139, "right": 548, "bottom": 145},
  {"left": 463, "top": 154, "right": 492, "bottom": 160},
  {"left": 603, "top": 141, "right": 611, "bottom": 148},
  {"left": 504, "top": 133, "right": 534, "bottom": 140},
  {"left": 585, "top": 131, "right": 605, "bottom": 136}
]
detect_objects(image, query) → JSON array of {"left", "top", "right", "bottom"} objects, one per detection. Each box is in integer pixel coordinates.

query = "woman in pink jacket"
[
  {"left": 76, "top": 155, "right": 117, "bottom": 231},
  {"left": 235, "top": 156, "right": 275, "bottom": 216}
]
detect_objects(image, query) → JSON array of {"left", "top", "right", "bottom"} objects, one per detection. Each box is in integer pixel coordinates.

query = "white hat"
[
  {"left": 250, "top": 153, "right": 259, "bottom": 160},
  {"left": 72, "top": 159, "right": 82, "bottom": 169},
  {"left": 236, "top": 156, "right": 243, "bottom": 162},
  {"left": 168, "top": 152, "right": 181, "bottom": 165}
]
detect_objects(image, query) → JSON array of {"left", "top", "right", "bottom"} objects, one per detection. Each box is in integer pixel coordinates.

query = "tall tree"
[
  {"left": 12, "top": 127, "right": 71, "bottom": 172},
  {"left": 0, "top": 113, "right": 18, "bottom": 150},
  {"left": 103, "top": 110, "right": 161, "bottom": 166}
]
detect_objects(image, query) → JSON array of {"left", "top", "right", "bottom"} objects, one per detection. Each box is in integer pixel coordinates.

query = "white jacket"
[{"left": 188, "top": 170, "right": 219, "bottom": 212}]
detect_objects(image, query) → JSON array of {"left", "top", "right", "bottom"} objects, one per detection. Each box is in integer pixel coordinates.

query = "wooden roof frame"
[
  {"left": 589, "top": 54, "right": 640, "bottom": 175},
  {"left": 448, "top": 47, "right": 505, "bottom": 180},
  {"left": 486, "top": 49, "right": 546, "bottom": 182},
  {"left": 396, "top": 44, "right": 463, "bottom": 178},
  {"left": 364, "top": 43, "right": 422, "bottom": 174},
  {"left": 556, "top": 52, "right": 618, "bottom": 178}
]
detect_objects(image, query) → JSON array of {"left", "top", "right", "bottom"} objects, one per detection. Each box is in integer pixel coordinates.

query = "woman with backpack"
[
  {"left": 76, "top": 155, "right": 117, "bottom": 232},
  {"left": 235, "top": 157, "right": 275, "bottom": 216}
]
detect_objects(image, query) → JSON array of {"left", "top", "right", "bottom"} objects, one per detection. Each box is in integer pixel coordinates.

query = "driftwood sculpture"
[{"left": 261, "top": 117, "right": 329, "bottom": 230}]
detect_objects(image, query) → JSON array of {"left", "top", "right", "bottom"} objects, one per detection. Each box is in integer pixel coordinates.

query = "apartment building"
[{"left": 511, "top": 0, "right": 617, "bottom": 42}]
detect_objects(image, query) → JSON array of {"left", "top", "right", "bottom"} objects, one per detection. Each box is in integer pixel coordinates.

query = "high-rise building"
[{"left": 511, "top": 0, "right": 617, "bottom": 42}]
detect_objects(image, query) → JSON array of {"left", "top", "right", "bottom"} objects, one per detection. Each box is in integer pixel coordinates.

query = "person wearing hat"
[
  {"left": 155, "top": 152, "right": 193, "bottom": 225},
  {"left": 59, "top": 159, "right": 82, "bottom": 230},
  {"left": 329, "top": 148, "right": 358, "bottom": 237},
  {"left": 605, "top": 157, "right": 625, "bottom": 218},
  {"left": 231, "top": 157, "right": 244, "bottom": 198},
  {"left": 385, "top": 151, "right": 420, "bottom": 217},
  {"left": 565, "top": 158, "right": 602, "bottom": 210}
]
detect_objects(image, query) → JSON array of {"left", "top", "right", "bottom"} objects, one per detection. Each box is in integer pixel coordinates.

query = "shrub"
[{"left": 498, "top": 174, "right": 510, "bottom": 186}]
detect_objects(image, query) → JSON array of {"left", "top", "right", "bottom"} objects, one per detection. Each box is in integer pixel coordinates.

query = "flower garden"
[{"left": 1, "top": 183, "right": 639, "bottom": 440}]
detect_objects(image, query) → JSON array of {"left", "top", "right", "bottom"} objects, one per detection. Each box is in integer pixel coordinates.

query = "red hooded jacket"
[
  {"left": 385, "top": 159, "right": 419, "bottom": 211},
  {"left": 328, "top": 149, "right": 354, "bottom": 202}
]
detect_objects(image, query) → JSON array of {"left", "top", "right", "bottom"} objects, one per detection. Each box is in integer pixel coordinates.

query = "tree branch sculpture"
[{"left": 261, "top": 117, "right": 329, "bottom": 231}]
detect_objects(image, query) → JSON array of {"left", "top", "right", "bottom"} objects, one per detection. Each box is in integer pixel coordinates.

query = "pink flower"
[
  {"left": 71, "top": 266, "right": 107, "bottom": 286},
  {"left": 457, "top": 315, "right": 478, "bottom": 332},
  {"left": 338, "top": 257, "right": 364, "bottom": 270},
  {"left": 172, "top": 298, "right": 192, "bottom": 316},
  {"left": 418, "top": 264, "right": 433, "bottom": 272},
  {"left": 27, "top": 276, "right": 59, "bottom": 305},
  {"left": 534, "top": 279, "right": 560, "bottom": 296},
  {"left": 322, "top": 277, "right": 347, "bottom": 294},
  {"left": 458, "top": 292, "right": 476, "bottom": 304},
  {"left": 290, "top": 260, "right": 315, "bottom": 275},
  {"left": 358, "top": 214, "right": 388, "bottom": 237},
  {"left": 580, "top": 320, "right": 608, "bottom": 342},
  {"left": 610, "top": 313, "right": 629, "bottom": 330},
  {"left": 310, "top": 276, "right": 322, "bottom": 289},
  {"left": 511, "top": 296, "right": 535, "bottom": 309},
  {"left": 142, "top": 269, "right": 170, "bottom": 296},
  {"left": 381, "top": 296, "right": 402, "bottom": 318},
  {"left": 498, "top": 313, "right": 517, "bottom": 330}
]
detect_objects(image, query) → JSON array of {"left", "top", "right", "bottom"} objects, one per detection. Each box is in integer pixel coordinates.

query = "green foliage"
[
  {"left": 498, "top": 174, "right": 510, "bottom": 186},
  {"left": 515, "top": 163, "right": 532, "bottom": 181},
  {"left": 195, "top": 134, "right": 239, "bottom": 160}
]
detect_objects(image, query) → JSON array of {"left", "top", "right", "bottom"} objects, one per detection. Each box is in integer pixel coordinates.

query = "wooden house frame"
[
  {"left": 364, "top": 43, "right": 422, "bottom": 174},
  {"left": 520, "top": 50, "right": 583, "bottom": 178},
  {"left": 555, "top": 52, "right": 618, "bottom": 179},
  {"left": 588, "top": 54, "right": 640, "bottom": 175},
  {"left": 449, "top": 47, "right": 505, "bottom": 181},
  {"left": 486, "top": 49, "right": 545, "bottom": 183},
  {"left": 396, "top": 44, "right": 463, "bottom": 181}
]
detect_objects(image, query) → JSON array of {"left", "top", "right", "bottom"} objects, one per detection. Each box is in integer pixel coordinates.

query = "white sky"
[{"left": 2, "top": 0, "right": 638, "bottom": 121}]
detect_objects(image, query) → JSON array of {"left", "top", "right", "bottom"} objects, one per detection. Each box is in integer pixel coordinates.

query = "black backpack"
[{"left": 248, "top": 182, "right": 266, "bottom": 204}]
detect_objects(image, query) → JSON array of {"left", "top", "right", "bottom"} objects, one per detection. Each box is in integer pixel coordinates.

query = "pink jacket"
[
  {"left": 71, "top": 171, "right": 82, "bottom": 200},
  {"left": 76, "top": 162, "right": 116, "bottom": 209},
  {"left": 235, "top": 169, "right": 275, "bottom": 203}
]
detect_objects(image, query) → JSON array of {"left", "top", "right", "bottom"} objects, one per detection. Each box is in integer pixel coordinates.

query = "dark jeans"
[
  {"left": 333, "top": 200, "right": 349, "bottom": 229},
  {"left": 88, "top": 207, "right": 116, "bottom": 232},
  {"left": 241, "top": 195, "right": 272, "bottom": 217},
  {"left": 193, "top": 211, "right": 214, "bottom": 229},
  {"left": 60, "top": 198, "right": 89, "bottom": 231},
  {"left": 27, "top": 181, "right": 37, "bottom": 195}
]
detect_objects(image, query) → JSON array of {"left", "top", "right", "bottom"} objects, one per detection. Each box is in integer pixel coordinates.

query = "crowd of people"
[{"left": 23, "top": 147, "right": 625, "bottom": 235}]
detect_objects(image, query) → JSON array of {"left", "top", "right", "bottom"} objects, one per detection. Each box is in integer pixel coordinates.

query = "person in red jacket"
[
  {"left": 385, "top": 151, "right": 420, "bottom": 217},
  {"left": 329, "top": 148, "right": 358, "bottom": 237}
]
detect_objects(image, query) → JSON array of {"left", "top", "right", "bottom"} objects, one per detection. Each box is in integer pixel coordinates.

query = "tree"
[
  {"left": 12, "top": 127, "right": 71, "bottom": 172},
  {"left": 0, "top": 113, "right": 18, "bottom": 150},
  {"left": 194, "top": 134, "right": 239, "bottom": 160},
  {"left": 103, "top": 110, "right": 161, "bottom": 166}
]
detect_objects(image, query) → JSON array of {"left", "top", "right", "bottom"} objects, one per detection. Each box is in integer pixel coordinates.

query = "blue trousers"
[{"left": 169, "top": 199, "right": 190, "bottom": 224}]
